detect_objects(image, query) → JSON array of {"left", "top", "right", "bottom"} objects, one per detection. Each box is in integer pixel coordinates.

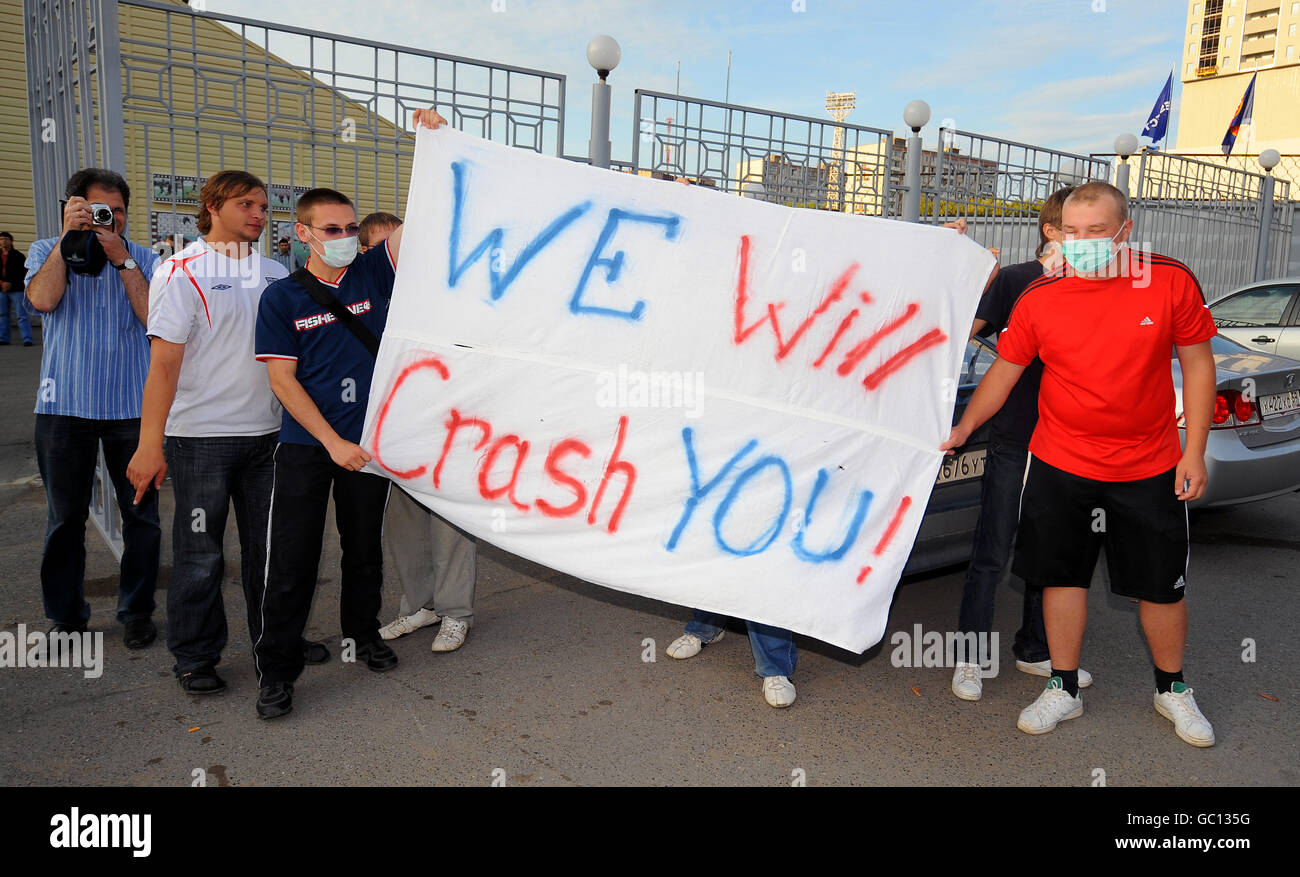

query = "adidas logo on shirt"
[
  {"left": 1174, "top": 575, "right": 1186, "bottom": 589},
  {"left": 1139, "top": 316, "right": 1155, "bottom": 326}
]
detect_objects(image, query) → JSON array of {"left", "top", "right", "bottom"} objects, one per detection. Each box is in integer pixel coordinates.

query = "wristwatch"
[{"left": 113, "top": 257, "right": 138, "bottom": 272}]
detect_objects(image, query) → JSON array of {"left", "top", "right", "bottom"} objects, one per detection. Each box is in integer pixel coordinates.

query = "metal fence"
[
  {"left": 24, "top": 0, "right": 123, "bottom": 241},
  {"left": 26, "top": 0, "right": 568, "bottom": 247},
  {"left": 1112, "top": 150, "right": 1295, "bottom": 301},
  {"left": 631, "top": 89, "right": 899, "bottom": 216},
  {"left": 928, "top": 129, "right": 1111, "bottom": 265}
]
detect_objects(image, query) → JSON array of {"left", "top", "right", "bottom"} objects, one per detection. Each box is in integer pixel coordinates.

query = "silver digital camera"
[{"left": 89, "top": 203, "right": 114, "bottom": 226}]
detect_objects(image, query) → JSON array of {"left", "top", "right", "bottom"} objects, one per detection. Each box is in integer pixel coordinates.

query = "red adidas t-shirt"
[{"left": 996, "top": 252, "right": 1217, "bottom": 482}]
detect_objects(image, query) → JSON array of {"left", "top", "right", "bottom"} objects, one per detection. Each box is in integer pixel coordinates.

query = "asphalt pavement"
[{"left": 0, "top": 325, "right": 1296, "bottom": 787}]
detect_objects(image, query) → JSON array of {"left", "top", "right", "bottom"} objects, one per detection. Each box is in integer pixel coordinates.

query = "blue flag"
[
  {"left": 1142, "top": 73, "right": 1172, "bottom": 145},
  {"left": 1221, "top": 73, "right": 1257, "bottom": 156}
]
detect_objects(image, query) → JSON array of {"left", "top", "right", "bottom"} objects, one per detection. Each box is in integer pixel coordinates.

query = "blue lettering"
[
  {"left": 570, "top": 208, "right": 681, "bottom": 321},
  {"left": 665, "top": 428, "right": 756, "bottom": 551},
  {"left": 790, "top": 468, "right": 873, "bottom": 562},
  {"left": 712, "top": 456, "right": 792, "bottom": 557},
  {"left": 447, "top": 161, "right": 590, "bottom": 301}
]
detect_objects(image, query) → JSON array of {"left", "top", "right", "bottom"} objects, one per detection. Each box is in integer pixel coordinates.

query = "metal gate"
[
  {"left": 631, "top": 89, "right": 898, "bottom": 216},
  {"left": 27, "top": 0, "right": 568, "bottom": 247},
  {"left": 1125, "top": 150, "right": 1294, "bottom": 301}
]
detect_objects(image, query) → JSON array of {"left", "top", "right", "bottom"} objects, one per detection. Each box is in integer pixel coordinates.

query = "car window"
[
  {"left": 958, "top": 336, "right": 998, "bottom": 387},
  {"left": 1210, "top": 285, "right": 1295, "bottom": 327}
]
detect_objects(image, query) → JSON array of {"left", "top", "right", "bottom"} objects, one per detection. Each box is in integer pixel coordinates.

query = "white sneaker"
[
  {"left": 1016, "top": 659, "right": 1093, "bottom": 688},
  {"left": 1017, "top": 677, "right": 1084, "bottom": 735},
  {"left": 1154, "top": 684, "right": 1215, "bottom": 747},
  {"left": 762, "top": 675, "right": 796, "bottom": 708},
  {"left": 951, "top": 661, "right": 982, "bottom": 701},
  {"left": 430, "top": 616, "right": 469, "bottom": 653},
  {"left": 378, "top": 608, "right": 440, "bottom": 641},
  {"left": 665, "top": 630, "right": 723, "bottom": 660}
]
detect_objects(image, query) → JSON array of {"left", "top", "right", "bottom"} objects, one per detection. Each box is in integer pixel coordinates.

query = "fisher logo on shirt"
[{"left": 294, "top": 299, "right": 373, "bottom": 332}]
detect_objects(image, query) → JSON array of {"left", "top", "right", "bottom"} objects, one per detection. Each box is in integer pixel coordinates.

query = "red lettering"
[
  {"left": 478, "top": 436, "right": 531, "bottom": 512},
  {"left": 734, "top": 235, "right": 861, "bottom": 360},
  {"left": 873, "top": 496, "right": 913, "bottom": 556},
  {"left": 587, "top": 415, "right": 636, "bottom": 533},
  {"left": 813, "top": 308, "right": 860, "bottom": 369},
  {"left": 861, "top": 328, "right": 948, "bottom": 391},
  {"left": 836, "top": 302, "right": 920, "bottom": 377},
  {"left": 370, "top": 356, "right": 450, "bottom": 479},
  {"left": 856, "top": 566, "right": 872, "bottom": 585},
  {"left": 433, "top": 409, "right": 492, "bottom": 489},
  {"left": 536, "top": 439, "right": 592, "bottom": 518}
]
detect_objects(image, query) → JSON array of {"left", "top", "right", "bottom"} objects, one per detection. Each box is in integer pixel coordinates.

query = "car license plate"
[
  {"left": 1260, "top": 390, "right": 1300, "bottom": 417},
  {"left": 937, "top": 448, "right": 986, "bottom": 485}
]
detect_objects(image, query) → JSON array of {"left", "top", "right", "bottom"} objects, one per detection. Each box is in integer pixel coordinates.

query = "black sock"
[
  {"left": 1155, "top": 666, "right": 1183, "bottom": 694},
  {"left": 1052, "top": 668, "right": 1079, "bottom": 698}
]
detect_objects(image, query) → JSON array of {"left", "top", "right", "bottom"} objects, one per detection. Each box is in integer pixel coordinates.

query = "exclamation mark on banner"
[{"left": 856, "top": 495, "right": 912, "bottom": 585}]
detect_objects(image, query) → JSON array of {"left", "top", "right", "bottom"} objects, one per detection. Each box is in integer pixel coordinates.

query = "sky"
[{"left": 202, "top": 0, "right": 1191, "bottom": 159}]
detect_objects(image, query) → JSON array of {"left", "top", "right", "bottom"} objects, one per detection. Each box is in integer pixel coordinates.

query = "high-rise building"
[{"left": 1176, "top": 0, "right": 1300, "bottom": 155}]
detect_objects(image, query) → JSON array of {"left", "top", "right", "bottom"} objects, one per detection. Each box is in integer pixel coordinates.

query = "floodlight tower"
[{"left": 826, "top": 91, "right": 856, "bottom": 210}]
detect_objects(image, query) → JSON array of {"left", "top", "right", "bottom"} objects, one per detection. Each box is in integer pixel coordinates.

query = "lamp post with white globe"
[
  {"left": 587, "top": 35, "right": 621, "bottom": 169},
  {"left": 1114, "top": 132, "right": 1139, "bottom": 197},
  {"left": 1254, "top": 148, "right": 1282, "bottom": 281},
  {"left": 902, "top": 100, "right": 930, "bottom": 223}
]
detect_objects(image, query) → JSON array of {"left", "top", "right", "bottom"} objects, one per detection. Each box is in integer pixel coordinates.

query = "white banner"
[{"left": 361, "top": 128, "right": 994, "bottom": 653}]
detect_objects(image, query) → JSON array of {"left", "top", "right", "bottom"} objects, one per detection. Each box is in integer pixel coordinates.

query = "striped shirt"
[{"left": 25, "top": 236, "right": 160, "bottom": 419}]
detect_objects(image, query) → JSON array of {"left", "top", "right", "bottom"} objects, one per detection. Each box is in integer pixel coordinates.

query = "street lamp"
[
  {"left": 902, "top": 100, "right": 930, "bottom": 222},
  {"left": 1114, "top": 133, "right": 1139, "bottom": 195},
  {"left": 587, "top": 35, "right": 621, "bottom": 169},
  {"left": 1254, "top": 149, "right": 1282, "bottom": 281}
]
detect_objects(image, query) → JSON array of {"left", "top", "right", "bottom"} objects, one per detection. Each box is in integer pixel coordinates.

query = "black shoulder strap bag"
[{"left": 291, "top": 267, "right": 380, "bottom": 358}]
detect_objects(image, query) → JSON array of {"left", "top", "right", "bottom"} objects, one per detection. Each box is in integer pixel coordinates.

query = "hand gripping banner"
[{"left": 361, "top": 127, "right": 994, "bottom": 652}]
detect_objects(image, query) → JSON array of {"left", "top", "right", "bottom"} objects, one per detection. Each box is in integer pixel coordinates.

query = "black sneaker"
[
  {"left": 302, "top": 638, "right": 330, "bottom": 665},
  {"left": 123, "top": 618, "right": 157, "bottom": 649},
  {"left": 355, "top": 640, "right": 399, "bottom": 672},
  {"left": 256, "top": 682, "right": 294, "bottom": 719},
  {"left": 179, "top": 667, "right": 226, "bottom": 695}
]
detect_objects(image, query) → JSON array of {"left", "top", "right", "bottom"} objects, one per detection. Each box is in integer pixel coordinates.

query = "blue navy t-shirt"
[{"left": 255, "top": 241, "right": 395, "bottom": 446}]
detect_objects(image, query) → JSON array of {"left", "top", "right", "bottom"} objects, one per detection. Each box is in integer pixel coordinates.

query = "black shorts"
[{"left": 1012, "top": 457, "right": 1188, "bottom": 603}]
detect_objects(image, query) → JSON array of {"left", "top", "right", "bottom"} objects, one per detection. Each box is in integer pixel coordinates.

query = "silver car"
[
  {"left": 1209, "top": 277, "right": 1300, "bottom": 360},
  {"left": 1173, "top": 334, "right": 1300, "bottom": 508}
]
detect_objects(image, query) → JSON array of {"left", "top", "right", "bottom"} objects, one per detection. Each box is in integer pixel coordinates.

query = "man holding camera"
[{"left": 25, "top": 168, "right": 162, "bottom": 647}]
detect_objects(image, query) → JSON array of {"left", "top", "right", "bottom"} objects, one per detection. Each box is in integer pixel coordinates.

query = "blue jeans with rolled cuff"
[{"left": 685, "top": 610, "right": 797, "bottom": 678}]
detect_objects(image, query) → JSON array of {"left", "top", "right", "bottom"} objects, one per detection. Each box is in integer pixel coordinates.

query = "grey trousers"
[{"left": 383, "top": 487, "right": 478, "bottom": 625}]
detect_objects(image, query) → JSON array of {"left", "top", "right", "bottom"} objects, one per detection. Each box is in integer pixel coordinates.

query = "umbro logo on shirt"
[{"left": 1139, "top": 316, "right": 1155, "bottom": 326}]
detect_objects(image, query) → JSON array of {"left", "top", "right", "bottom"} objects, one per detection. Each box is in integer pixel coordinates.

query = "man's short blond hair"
[{"left": 1064, "top": 181, "right": 1128, "bottom": 225}]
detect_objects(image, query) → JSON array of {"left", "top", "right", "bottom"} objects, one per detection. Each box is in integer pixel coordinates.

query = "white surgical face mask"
[{"left": 307, "top": 229, "right": 359, "bottom": 268}]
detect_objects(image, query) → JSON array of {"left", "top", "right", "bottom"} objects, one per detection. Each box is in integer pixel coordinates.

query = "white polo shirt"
[{"left": 148, "top": 240, "right": 289, "bottom": 437}]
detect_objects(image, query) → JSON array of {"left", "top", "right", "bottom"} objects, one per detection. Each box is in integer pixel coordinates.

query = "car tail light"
[
  {"left": 1202, "top": 390, "right": 1261, "bottom": 429},
  {"left": 1233, "top": 393, "right": 1257, "bottom": 424},
  {"left": 1212, "top": 393, "right": 1231, "bottom": 425}
]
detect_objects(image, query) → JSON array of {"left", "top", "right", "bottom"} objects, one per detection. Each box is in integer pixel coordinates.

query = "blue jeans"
[
  {"left": 164, "top": 433, "right": 276, "bottom": 676},
  {"left": 956, "top": 437, "right": 1048, "bottom": 663},
  {"left": 685, "top": 610, "right": 797, "bottom": 678},
  {"left": 35, "top": 415, "right": 160, "bottom": 626},
  {"left": 0, "top": 291, "right": 33, "bottom": 344}
]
